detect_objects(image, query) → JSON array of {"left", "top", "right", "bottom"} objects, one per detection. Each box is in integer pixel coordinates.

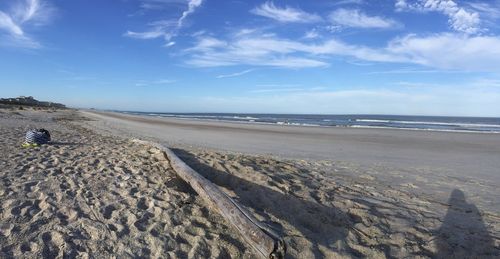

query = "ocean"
[{"left": 117, "top": 111, "right": 500, "bottom": 133}]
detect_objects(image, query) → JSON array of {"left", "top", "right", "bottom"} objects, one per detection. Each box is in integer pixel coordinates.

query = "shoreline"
[
  {"left": 82, "top": 110, "right": 500, "bottom": 182},
  {"left": 110, "top": 110, "right": 500, "bottom": 134},
  {"left": 85, "top": 110, "right": 500, "bottom": 136}
]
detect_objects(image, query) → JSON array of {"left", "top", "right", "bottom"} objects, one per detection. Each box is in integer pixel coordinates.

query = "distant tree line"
[{"left": 0, "top": 96, "right": 66, "bottom": 109}]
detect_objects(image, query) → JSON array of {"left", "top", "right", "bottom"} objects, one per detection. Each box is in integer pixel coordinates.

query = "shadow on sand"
[
  {"left": 172, "top": 148, "right": 357, "bottom": 257},
  {"left": 49, "top": 141, "right": 84, "bottom": 146},
  {"left": 435, "top": 189, "right": 497, "bottom": 258}
]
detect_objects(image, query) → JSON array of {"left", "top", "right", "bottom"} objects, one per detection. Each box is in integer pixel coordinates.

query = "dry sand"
[
  {"left": 0, "top": 110, "right": 251, "bottom": 258},
  {"left": 1, "top": 109, "right": 499, "bottom": 258}
]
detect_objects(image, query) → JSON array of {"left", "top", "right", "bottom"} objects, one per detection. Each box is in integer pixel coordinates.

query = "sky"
[{"left": 1, "top": 0, "right": 500, "bottom": 116}]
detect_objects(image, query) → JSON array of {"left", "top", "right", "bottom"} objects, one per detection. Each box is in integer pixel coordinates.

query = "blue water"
[{"left": 118, "top": 111, "right": 500, "bottom": 133}]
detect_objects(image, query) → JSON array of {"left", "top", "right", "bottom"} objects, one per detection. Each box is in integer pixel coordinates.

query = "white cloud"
[
  {"left": 304, "top": 29, "right": 319, "bottom": 39},
  {"left": 468, "top": 2, "right": 500, "bottom": 20},
  {"left": 472, "top": 78, "right": 500, "bottom": 88},
  {"left": 178, "top": 0, "right": 203, "bottom": 27},
  {"left": 250, "top": 2, "right": 322, "bottom": 23},
  {"left": 138, "top": 0, "right": 186, "bottom": 11},
  {"left": 0, "top": 0, "right": 54, "bottom": 48},
  {"left": 186, "top": 33, "right": 330, "bottom": 68},
  {"left": 329, "top": 8, "right": 400, "bottom": 28},
  {"left": 248, "top": 86, "right": 324, "bottom": 93},
  {"left": 184, "top": 30, "right": 500, "bottom": 71},
  {"left": 125, "top": 28, "right": 167, "bottom": 40},
  {"left": 0, "top": 11, "right": 23, "bottom": 36},
  {"left": 366, "top": 67, "right": 463, "bottom": 75},
  {"left": 386, "top": 33, "right": 500, "bottom": 71},
  {"left": 125, "top": 0, "right": 204, "bottom": 43},
  {"left": 256, "top": 84, "right": 301, "bottom": 87},
  {"left": 216, "top": 69, "right": 255, "bottom": 79},
  {"left": 249, "top": 88, "right": 305, "bottom": 93},
  {"left": 185, "top": 30, "right": 406, "bottom": 68},
  {"left": 165, "top": 41, "right": 176, "bottom": 47},
  {"left": 333, "top": 0, "right": 364, "bottom": 5},
  {"left": 155, "top": 79, "right": 177, "bottom": 84},
  {"left": 135, "top": 79, "right": 176, "bottom": 87},
  {"left": 396, "top": 0, "right": 480, "bottom": 34},
  {"left": 125, "top": 19, "right": 178, "bottom": 40},
  {"left": 14, "top": 0, "right": 54, "bottom": 25}
]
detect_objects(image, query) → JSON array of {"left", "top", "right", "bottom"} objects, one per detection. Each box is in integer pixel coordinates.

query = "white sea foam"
[
  {"left": 355, "top": 119, "right": 500, "bottom": 128},
  {"left": 350, "top": 125, "right": 500, "bottom": 133},
  {"left": 123, "top": 112, "right": 500, "bottom": 133}
]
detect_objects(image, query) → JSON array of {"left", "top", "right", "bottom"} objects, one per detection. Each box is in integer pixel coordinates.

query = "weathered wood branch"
[{"left": 133, "top": 140, "right": 286, "bottom": 259}]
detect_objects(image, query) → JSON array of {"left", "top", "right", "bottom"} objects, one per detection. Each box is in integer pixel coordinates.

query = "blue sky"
[{"left": 1, "top": 0, "right": 500, "bottom": 116}]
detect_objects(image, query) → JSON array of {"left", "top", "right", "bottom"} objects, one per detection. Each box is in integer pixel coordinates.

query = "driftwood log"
[{"left": 133, "top": 140, "right": 286, "bottom": 259}]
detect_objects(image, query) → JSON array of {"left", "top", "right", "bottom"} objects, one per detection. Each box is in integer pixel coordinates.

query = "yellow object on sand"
[{"left": 22, "top": 142, "right": 39, "bottom": 148}]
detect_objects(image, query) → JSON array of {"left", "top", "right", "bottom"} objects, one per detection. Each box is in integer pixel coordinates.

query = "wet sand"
[{"left": 82, "top": 111, "right": 500, "bottom": 182}]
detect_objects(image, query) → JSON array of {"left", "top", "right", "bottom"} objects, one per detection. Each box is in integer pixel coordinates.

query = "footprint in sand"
[
  {"left": 56, "top": 207, "right": 78, "bottom": 225},
  {"left": 10, "top": 201, "right": 35, "bottom": 217},
  {"left": 101, "top": 204, "right": 116, "bottom": 220},
  {"left": 23, "top": 181, "right": 39, "bottom": 192},
  {"left": 0, "top": 223, "right": 15, "bottom": 237},
  {"left": 137, "top": 197, "right": 153, "bottom": 210},
  {"left": 20, "top": 241, "right": 38, "bottom": 254},
  {"left": 41, "top": 231, "right": 65, "bottom": 258},
  {"left": 134, "top": 212, "right": 154, "bottom": 232}
]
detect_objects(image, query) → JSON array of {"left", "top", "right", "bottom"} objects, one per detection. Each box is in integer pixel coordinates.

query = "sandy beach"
[
  {"left": 1, "top": 109, "right": 499, "bottom": 258},
  {"left": 84, "top": 111, "right": 500, "bottom": 213}
]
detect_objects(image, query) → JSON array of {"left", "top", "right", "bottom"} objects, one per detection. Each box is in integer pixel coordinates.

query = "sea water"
[{"left": 117, "top": 112, "right": 500, "bottom": 133}]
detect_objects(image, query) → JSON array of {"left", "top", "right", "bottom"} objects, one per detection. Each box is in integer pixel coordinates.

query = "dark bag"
[{"left": 25, "top": 129, "right": 51, "bottom": 145}]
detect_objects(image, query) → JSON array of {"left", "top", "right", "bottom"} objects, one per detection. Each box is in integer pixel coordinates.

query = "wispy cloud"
[
  {"left": 470, "top": 78, "right": 500, "bottom": 88},
  {"left": 216, "top": 69, "right": 255, "bottom": 78},
  {"left": 385, "top": 33, "right": 500, "bottom": 71},
  {"left": 124, "top": 20, "right": 176, "bottom": 40},
  {"left": 303, "top": 29, "right": 320, "bottom": 39},
  {"left": 185, "top": 30, "right": 403, "bottom": 68},
  {"left": 184, "top": 30, "right": 500, "bottom": 71},
  {"left": 333, "top": 0, "right": 364, "bottom": 5},
  {"left": 250, "top": 1, "right": 322, "bottom": 23},
  {"left": 256, "top": 84, "right": 301, "bottom": 87},
  {"left": 249, "top": 88, "right": 305, "bottom": 93},
  {"left": 125, "top": 0, "right": 203, "bottom": 45},
  {"left": 135, "top": 79, "right": 176, "bottom": 87},
  {"left": 138, "top": 0, "right": 186, "bottom": 11},
  {"left": 178, "top": 0, "right": 203, "bottom": 27},
  {"left": 62, "top": 76, "right": 97, "bottom": 81},
  {"left": 468, "top": 2, "right": 500, "bottom": 20},
  {"left": 329, "top": 8, "right": 400, "bottom": 29},
  {"left": 0, "top": 0, "right": 55, "bottom": 49},
  {"left": 249, "top": 86, "right": 325, "bottom": 94},
  {"left": 186, "top": 34, "right": 330, "bottom": 68},
  {"left": 395, "top": 78, "right": 500, "bottom": 88},
  {"left": 0, "top": 12, "right": 23, "bottom": 35},
  {"left": 366, "top": 67, "right": 464, "bottom": 75},
  {"left": 395, "top": 0, "right": 480, "bottom": 34}
]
